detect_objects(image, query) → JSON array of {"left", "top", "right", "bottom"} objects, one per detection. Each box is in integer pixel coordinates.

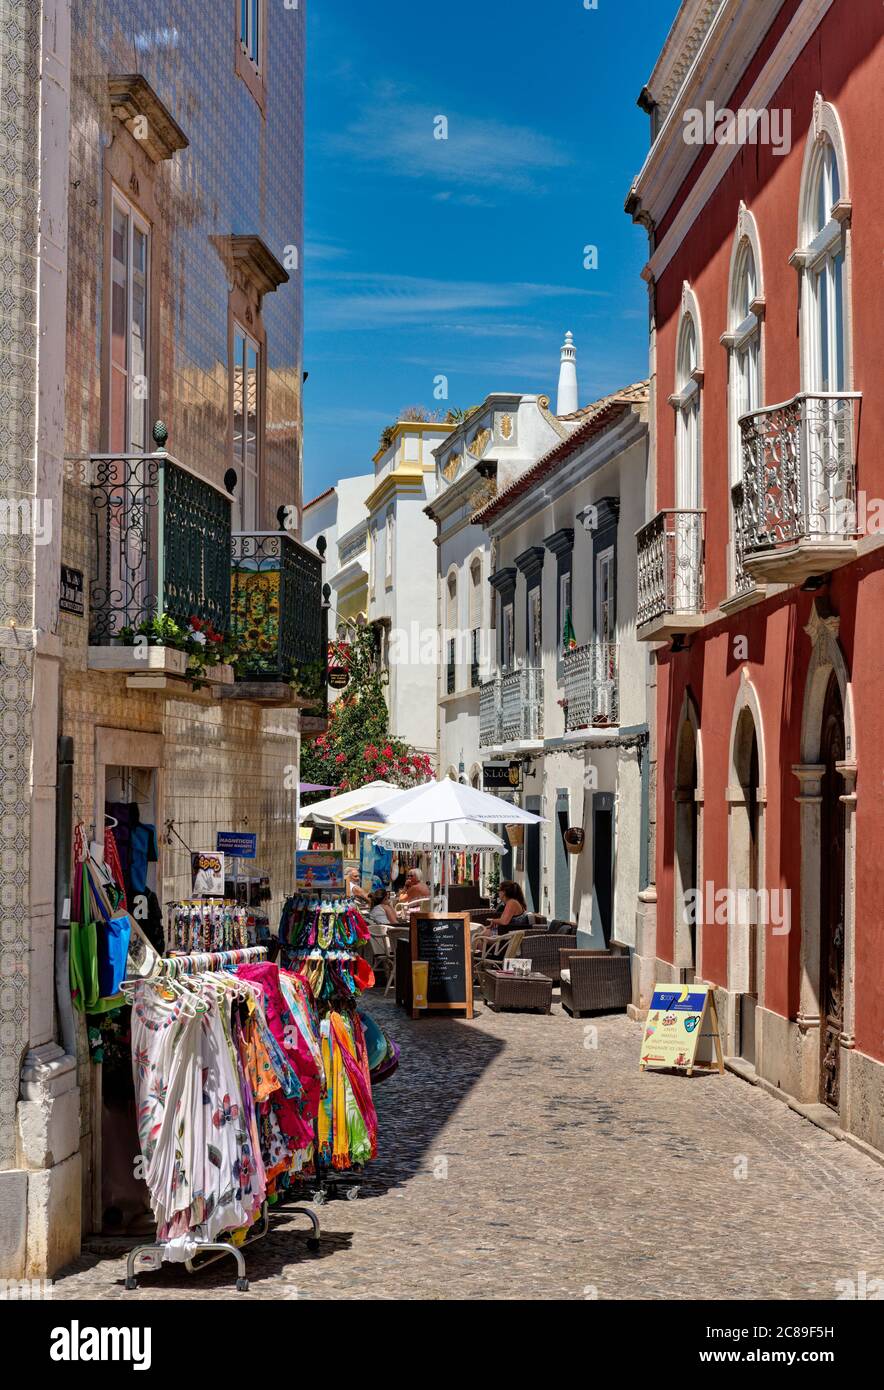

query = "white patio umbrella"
[
  {"left": 337, "top": 779, "right": 544, "bottom": 909},
  {"left": 370, "top": 819, "right": 505, "bottom": 852},
  {"left": 297, "top": 780, "right": 400, "bottom": 826}
]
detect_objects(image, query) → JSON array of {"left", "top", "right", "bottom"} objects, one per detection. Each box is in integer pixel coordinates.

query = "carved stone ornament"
[
  {"left": 499, "top": 413, "right": 513, "bottom": 440},
  {"left": 468, "top": 427, "right": 491, "bottom": 459},
  {"left": 442, "top": 452, "right": 462, "bottom": 481}
]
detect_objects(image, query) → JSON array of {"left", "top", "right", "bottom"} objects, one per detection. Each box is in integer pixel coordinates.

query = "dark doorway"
[
  {"left": 737, "top": 719, "right": 760, "bottom": 1065},
  {"left": 555, "top": 789, "right": 570, "bottom": 922},
  {"left": 819, "top": 672, "right": 846, "bottom": 1110},
  {"left": 674, "top": 719, "right": 699, "bottom": 978},
  {"left": 525, "top": 794, "right": 542, "bottom": 913},
  {"left": 592, "top": 793, "right": 614, "bottom": 946}
]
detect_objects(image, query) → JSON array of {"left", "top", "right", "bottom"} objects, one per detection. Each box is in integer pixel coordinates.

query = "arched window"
[
  {"left": 670, "top": 286, "right": 704, "bottom": 613},
  {"left": 675, "top": 310, "right": 701, "bottom": 509},
  {"left": 445, "top": 571, "right": 457, "bottom": 694},
  {"left": 469, "top": 558, "right": 482, "bottom": 688},
  {"left": 725, "top": 206, "right": 764, "bottom": 597},
  {"left": 796, "top": 97, "right": 850, "bottom": 394}
]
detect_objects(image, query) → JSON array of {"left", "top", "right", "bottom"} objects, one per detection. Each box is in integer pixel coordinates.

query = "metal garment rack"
[
  {"left": 280, "top": 891, "right": 365, "bottom": 1204},
  {"left": 123, "top": 944, "right": 321, "bottom": 1292}
]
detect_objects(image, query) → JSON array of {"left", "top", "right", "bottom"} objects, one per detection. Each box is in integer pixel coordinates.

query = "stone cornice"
[
  {"left": 210, "top": 234, "right": 289, "bottom": 298},
  {"left": 543, "top": 528, "right": 575, "bottom": 561},
  {"left": 108, "top": 74, "right": 189, "bottom": 163},
  {"left": 514, "top": 546, "right": 545, "bottom": 581},
  {"left": 488, "top": 567, "right": 517, "bottom": 595}
]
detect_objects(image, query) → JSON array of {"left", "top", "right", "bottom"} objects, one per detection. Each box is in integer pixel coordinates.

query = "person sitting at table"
[
  {"left": 398, "top": 867, "right": 430, "bottom": 910},
  {"left": 486, "top": 880, "right": 530, "bottom": 934},
  {"left": 367, "top": 887, "right": 399, "bottom": 927}
]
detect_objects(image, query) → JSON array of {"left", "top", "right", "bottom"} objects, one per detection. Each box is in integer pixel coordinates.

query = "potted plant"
[{"left": 564, "top": 827, "right": 585, "bottom": 853}]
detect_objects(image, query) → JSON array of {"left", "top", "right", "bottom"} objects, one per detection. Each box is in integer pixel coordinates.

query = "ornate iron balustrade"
[
  {"left": 730, "top": 480, "right": 755, "bottom": 597},
  {"left": 88, "top": 449, "right": 232, "bottom": 643},
  {"left": 636, "top": 509, "right": 705, "bottom": 628},
  {"left": 231, "top": 532, "right": 325, "bottom": 702},
  {"left": 739, "top": 392, "right": 861, "bottom": 555},
  {"left": 501, "top": 666, "right": 543, "bottom": 743},
  {"left": 478, "top": 667, "right": 543, "bottom": 745},
  {"left": 563, "top": 642, "right": 619, "bottom": 730},
  {"left": 478, "top": 674, "right": 500, "bottom": 747}
]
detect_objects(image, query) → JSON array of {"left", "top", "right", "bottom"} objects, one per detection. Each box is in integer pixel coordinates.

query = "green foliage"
[{"left": 118, "top": 611, "right": 241, "bottom": 690}]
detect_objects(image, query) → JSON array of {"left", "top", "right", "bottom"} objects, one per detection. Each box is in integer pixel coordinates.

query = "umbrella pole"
[{"left": 443, "top": 822, "right": 449, "bottom": 913}]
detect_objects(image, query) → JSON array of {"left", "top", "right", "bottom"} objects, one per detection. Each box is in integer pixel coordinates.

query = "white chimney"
[{"left": 556, "top": 330, "right": 579, "bottom": 415}]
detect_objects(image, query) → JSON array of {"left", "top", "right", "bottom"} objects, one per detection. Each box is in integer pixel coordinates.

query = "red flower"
[
  {"left": 335, "top": 753, "right": 346, "bottom": 764},
  {"left": 189, "top": 616, "right": 204, "bottom": 631},
  {"left": 382, "top": 745, "right": 393, "bottom": 758},
  {"left": 377, "top": 763, "right": 389, "bottom": 776}
]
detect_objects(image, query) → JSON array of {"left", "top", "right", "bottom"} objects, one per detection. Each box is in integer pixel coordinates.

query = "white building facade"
[{"left": 473, "top": 385, "right": 651, "bottom": 957}]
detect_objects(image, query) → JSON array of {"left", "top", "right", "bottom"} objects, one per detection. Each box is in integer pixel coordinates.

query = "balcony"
[
  {"left": 562, "top": 643, "right": 619, "bottom": 731},
  {"left": 87, "top": 447, "right": 233, "bottom": 691},
  {"left": 478, "top": 666, "right": 543, "bottom": 748},
  {"left": 739, "top": 392, "right": 861, "bottom": 584},
  {"left": 636, "top": 508, "right": 705, "bottom": 641},
  {"left": 229, "top": 530, "right": 327, "bottom": 714}
]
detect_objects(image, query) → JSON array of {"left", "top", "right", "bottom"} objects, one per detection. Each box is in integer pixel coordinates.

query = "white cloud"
[{"left": 307, "top": 272, "right": 607, "bottom": 329}]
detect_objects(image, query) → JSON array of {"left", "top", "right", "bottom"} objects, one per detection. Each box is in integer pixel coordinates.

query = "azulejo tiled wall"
[{"left": 0, "top": 0, "right": 43, "bottom": 1169}]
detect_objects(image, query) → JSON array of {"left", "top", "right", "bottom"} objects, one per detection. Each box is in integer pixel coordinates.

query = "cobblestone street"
[{"left": 52, "top": 991, "right": 884, "bottom": 1302}]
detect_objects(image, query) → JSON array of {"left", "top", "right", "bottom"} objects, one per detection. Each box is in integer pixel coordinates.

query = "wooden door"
[{"left": 819, "top": 673, "right": 846, "bottom": 1110}]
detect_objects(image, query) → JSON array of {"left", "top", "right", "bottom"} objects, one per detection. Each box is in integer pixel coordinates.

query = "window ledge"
[{"left": 108, "top": 74, "right": 189, "bottom": 163}]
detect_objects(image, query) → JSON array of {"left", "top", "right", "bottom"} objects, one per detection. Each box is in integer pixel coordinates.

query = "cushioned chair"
[
  {"left": 515, "top": 932, "right": 579, "bottom": 983},
  {"left": 559, "top": 948, "right": 631, "bottom": 1016}
]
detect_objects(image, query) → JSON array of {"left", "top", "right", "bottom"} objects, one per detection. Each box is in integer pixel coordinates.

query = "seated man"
[{"left": 398, "top": 867, "right": 431, "bottom": 912}]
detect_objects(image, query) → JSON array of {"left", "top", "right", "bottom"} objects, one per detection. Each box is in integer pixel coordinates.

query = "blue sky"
[{"left": 303, "top": 0, "right": 676, "bottom": 498}]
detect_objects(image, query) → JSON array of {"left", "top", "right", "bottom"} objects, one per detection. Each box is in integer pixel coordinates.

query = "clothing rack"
[{"left": 123, "top": 942, "right": 321, "bottom": 1292}]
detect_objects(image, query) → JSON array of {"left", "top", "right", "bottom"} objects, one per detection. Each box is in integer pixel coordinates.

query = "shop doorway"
[
  {"left": 524, "top": 794, "right": 542, "bottom": 913},
  {"left": 819, "top": 672, "right": 846, "bottom": 1110},
  {"left": 555, "top": 789, "right": 570, "bottom": 922},
  {"left": 101, "top": 762, "right": 159, "bottom": 1236},
  {"left": 674, "top": 706, "right": 700, "bottom": 978},
  {"left": 733, "top": 712, "right": 761, "bottom": 1065},
  {"left": 591, "top": 792, "right": 614, "bottom": 946}
]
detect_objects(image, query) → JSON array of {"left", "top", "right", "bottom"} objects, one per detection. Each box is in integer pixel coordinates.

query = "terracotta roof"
[
  {"left": 303, "top": 485, "right": 336, "bottom": 510},
  {"left": 473, "top": 381, "right": 649, "bottom": 525}
]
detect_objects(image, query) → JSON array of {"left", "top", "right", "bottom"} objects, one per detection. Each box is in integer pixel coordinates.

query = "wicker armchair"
[
  {"left": 559, "top": 949, "right": 631, "bottom": 1016},
  {"left": 515, "top": 932, "right": 579, "bottom": 983}
]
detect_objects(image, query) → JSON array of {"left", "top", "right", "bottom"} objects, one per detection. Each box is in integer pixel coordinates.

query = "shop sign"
[
  {"left": 410, "top": 913, "right": 474, "bottom": 1019},
  {"left": 295, "top": 849, "right": 344, "bottom": 892},
  {"left": 191, "top": 851, "right": 225, "bottom": 897},
  {"left": 328, "top": 667, "right": 350, "bottom": 690},
  {"left": 639, "top": 984, "right": 724, "bottom": 1075},
  {"left": 216, "top": 831, "right": 257, "bottom": 859},
  {"left": 483, "top": 761, "right": 521, "bottom": 790},
  {"left": 60, "top": 565, "right": 84, "bottom": 616}
]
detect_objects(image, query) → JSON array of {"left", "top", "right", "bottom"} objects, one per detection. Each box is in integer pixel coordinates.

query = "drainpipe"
[{"left": 54, "top": 736, "right": 77, "bottom": 1060}]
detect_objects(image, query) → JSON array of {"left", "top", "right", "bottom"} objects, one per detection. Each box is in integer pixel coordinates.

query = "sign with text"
[
  {"left": 410, "top": 913, "right": 473, "bottom": 1019},
  {"left": 60, "top": 565, "right": 84, "bottom": 616},
  {"left": 639, "top": 983, "right": 724, "bottom": 1075},
  {"left": 483, "top": 761, "right": 522, "bottom": 790},
  {"left": 295, "top": 850, "right": 343, "bottom": 893},
  {"left": 191, "top": 851, "right": 225, "bottom": 897},
  {"left": 216, "top": 831, "right": 257, "bottom": 859}
]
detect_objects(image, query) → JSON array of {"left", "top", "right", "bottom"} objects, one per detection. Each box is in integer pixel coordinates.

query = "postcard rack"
[{"left": 123, "top": 943, "right": 321, "bottom": 1293}]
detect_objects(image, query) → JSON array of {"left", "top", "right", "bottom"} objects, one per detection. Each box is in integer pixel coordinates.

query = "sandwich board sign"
[{"left": 639, "top": 983, "right": 724, "bottom": 1076}]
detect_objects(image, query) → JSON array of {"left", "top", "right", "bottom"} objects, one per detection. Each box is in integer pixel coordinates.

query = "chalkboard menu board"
[{"left": 410, "top": 913, "right": 474, "bottom": 1019}]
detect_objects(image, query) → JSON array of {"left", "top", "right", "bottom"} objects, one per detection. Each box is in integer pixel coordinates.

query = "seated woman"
[
  {"left": 367, "top": 887, "right": 399, "bottom": 928},
  {"left": 486, "top": 880, "right": 530, "bottom": 935}
]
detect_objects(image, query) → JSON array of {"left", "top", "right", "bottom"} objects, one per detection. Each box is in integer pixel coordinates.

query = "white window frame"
[
  {"left": 109, "top": 188, "right": 150, "bottom": 456},
  {"left": 795, "top": 96, "right": 852, "bottom": 396},
  {"left": 527, "top": 587, "right": 542, "bottom": 667},
  {"left": 385, "top": 508, "right": 394, "bottom": 587},
  {"left": 240, "top": 0, "right": 263, "bottom": 70},
  {"left": 559, "top": 570, "right": 572, "bottom": 654},
  {"left": 595, "top": 546, "right": 614, "bottom": 644},
  {"left": 501, "top": 601, "right": 514, "bottom": 672}
]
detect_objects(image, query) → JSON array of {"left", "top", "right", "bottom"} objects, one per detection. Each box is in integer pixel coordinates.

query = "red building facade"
[{"left": 627, "top": 0, "right": 884, "bottom": 1154}]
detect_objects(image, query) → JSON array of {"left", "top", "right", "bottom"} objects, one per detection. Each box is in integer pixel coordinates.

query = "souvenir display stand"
[
  {"left": 122, "top": 945, "right": 322, "bottom": 1293},
  {"left": 277, "top": 889, "right": 378, "bottom": 1203}
]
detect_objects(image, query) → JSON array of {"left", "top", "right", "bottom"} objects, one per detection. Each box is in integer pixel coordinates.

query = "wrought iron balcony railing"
[
  {"left": 88, "top": 449, "right": 232, "bottom": 644},
  {"left": 738, "top": 392, "right": 861, "bottom": 580},
  {"left": 231, "top": 531, "right": 325, "bottom": 703},
  {"left": 636, "top": 508, "right": 705, "bottom": 635},
  {"left": 562, "top": 642, "right": 619, "bottom": 730},
  {"left": 478, "top": 666, "right": 543, "bottom": 746},
  {"left": 730, "top": 480, "right": 756, "bottom": 598}
]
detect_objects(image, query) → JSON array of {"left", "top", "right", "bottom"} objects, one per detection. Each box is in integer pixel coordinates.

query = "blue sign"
[{"left": 216, "top": 831, "right": 257, "bottom": 859}]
